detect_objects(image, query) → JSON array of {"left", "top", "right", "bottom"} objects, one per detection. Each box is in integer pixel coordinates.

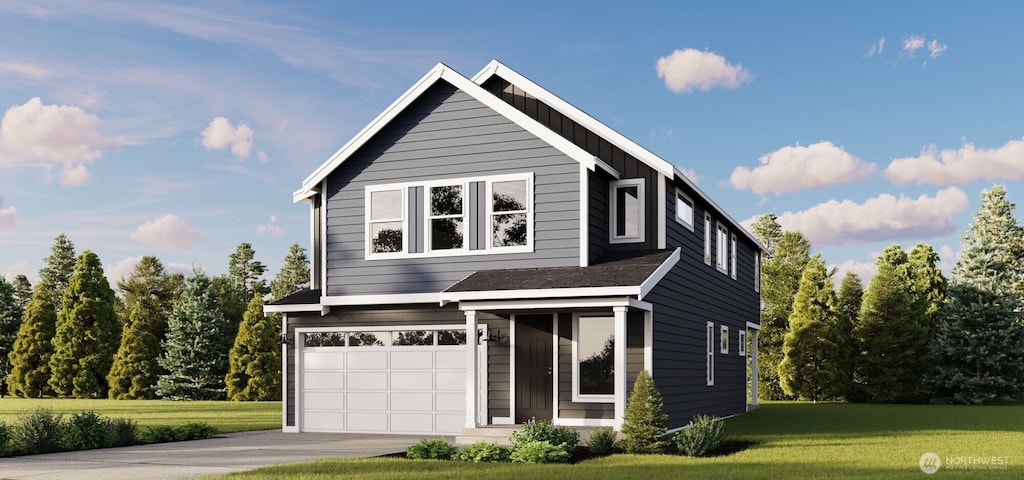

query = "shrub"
[
  {"left": 13, "top": 408, "right": 64, "bottom": 454},
  {"left": 586, "top": 426, "right": 617, "bottom": 456},
  {"left": 110, "top": 418, "right": 139, "bottom": 447},
  {"left": 509, "top": 440, "right": 570, "bottom": 464},
  {"left": 620, "top": 370, "right": 668, "bottom": 454},
  {"left": 0, "top": 422, "right": 11, "bottom": 457},
  {"left": 142, "top": 422, "right": 217, "bottom": 443},
  {"left": 456, "top": 441, "right": 511, "bottom": 462},
  {"left": 406, "top": 438, "right": 458, "bottom": 460},
  {"left": 674, "top": 414, "right": 725, "bottom": 456},
  {"left": 62, "top": 410, "right": 113, "bottom": 450},
  {"left": 509, "top": 419, "right": 579, "bottom": 454},
  {"left": 178, "top": 422, "right": 217, "bottom": 440},
  {"left": 143, "top": 425, "right": 181, "bottom": 443}
]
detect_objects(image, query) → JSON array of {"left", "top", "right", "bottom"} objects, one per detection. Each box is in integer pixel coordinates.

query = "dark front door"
[{"left": 515, "top": 314, "right": 554, "bottom": 422}]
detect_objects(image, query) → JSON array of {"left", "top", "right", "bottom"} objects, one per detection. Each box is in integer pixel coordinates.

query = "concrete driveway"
[{"left": 0, "top": 430, "right": 435, "bottom": 480}]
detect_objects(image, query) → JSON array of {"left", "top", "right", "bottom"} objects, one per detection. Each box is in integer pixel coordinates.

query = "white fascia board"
[
  {"left": 319, "top": 292, "right": 440, "bottom": 306},
  {"left": 638, "top": 247, "right": 681, "bottom": 300},
  {"left": 746, "top": 321, "right": 762, "bottom": 330},
  {"left": 263, "top": 303, "right": 323, "bottom": 314},
  {"left": 441, "top": 286, "right": 639, "bottom": 305},
  {"left": 674, "top": 167, "right": 766, "bottom": 252},
  {"left": 473, "top": 60, "right": 675, "bottom": 179},
  {"left": 458, "top": 296, "right": 649, "bottom": 312}
]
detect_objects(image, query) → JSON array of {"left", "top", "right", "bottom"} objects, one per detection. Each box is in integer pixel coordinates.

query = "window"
[
  {"left": 574, "top": 316, "right": 615, "bottom": 401},
  {"left": 704, "top": 213, "right": 712, "bottom": 265},
  {"left": 304, "top": 332, "right": 345, "bottom": 347},
  {"left": 675, "top": 189, "right": 694, "bottom": 231},
  {"left": 754, "top": 253, "right": 761, "bottom": 292},
  {"left": 368, "top": 188, "right": 404, "bottom": 254},
  {"left": 730, "top": 233, "right": 738, "bottom": 280},
  {"left": 428, "top": 184, "right": 465, "bottom": 250},
  {"left": 348, "top": 331, "right": 388, "bottom": 347},
  {"left": 491, "top": 178, "right": 529, "bottom": 247},
  {"left": 610, "top": 179, "right": 645, "bottom": 243},
  {"left": 738, "top": 329, "right": 747, "bottom": 357},
  {"left": 716, "top": 222, "right": 729, "bottom": 274},
  {"left": 706, "top": 322, "right": 715, "bottom": 386},
  {"left": 392, "top": 330, "right": 433, "bottom": 346},
  {"left": 720, "top": 325, "right": 729, "bottom": 354}
]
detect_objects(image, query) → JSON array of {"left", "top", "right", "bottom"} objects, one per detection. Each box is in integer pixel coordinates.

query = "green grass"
[
  {"left": 0, "top": 398, "right": 281, "bottom": 433},
  {"left": 207, "top": 402, "right": 1024, "bottom": 479}
]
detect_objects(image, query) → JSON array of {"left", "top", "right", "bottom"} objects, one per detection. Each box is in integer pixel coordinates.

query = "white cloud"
[
  {"left": 0, "top": 97, "right": 119, "bottom": 182},
  {"left": 678, "top": 167, "right": 701, "bottom": 186},
  {"left": 0, "top": 61, "right": 53, "bottom": 80},
  {"left": 756, "top": 187, "right": 969, "bottom": 246},
  {"left": 2, "top": 261, "right": 32, "bottom": 283},
  {"left": 656, "top": 48, "right": 752, "bottom": 93},
  {"left": 864, "top": 37, "right": 886, "bottom": 58},
  {"left": 0, "top": 197, "right": 16, "bottom": 229},
  {"left": 831, "top": 259, "right": 878, "bottom": 286},
  {"left": 885, "top": 138, "right": 1024, "bottom": 185},
  {"left": 201, "top": 117, "right": 254, "bottom": 158},
  {"left": 903, "top": 34, "right": 925, "bottom": 56},
  {"left": 730, "top": 141, "right": 875, "bottom": 195},
  {"left": 105, "top": 255, "right": 143, "bottom": 286},
  {"left": 938, "top": 245, "right": 960, "bottom": 274},
  {"left": 257, "top": 215, "right": 284, "bottom": 237},
  {"left": 927, "top": 39, "right": 948, "bottom": 58},
  {"left": 131, "top": 214, "right": 201, "bottom": 250}
]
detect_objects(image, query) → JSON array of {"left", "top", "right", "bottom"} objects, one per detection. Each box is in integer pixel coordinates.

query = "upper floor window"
[
  {"left": 368, "top": 188, "right": 404, "bottom": 254},
  {"left": 429, "top": 185, "right": 465, "bottom": 251},
  {"left": 730, "top": 233, "right": 738, "bottom": 280},
  {"left": 755, "top": 253, "right": 761, "bottom": 293},
  {"left": 716, "top": 222, "right": 729, "bottom": 274},
  {"left": 491, "top": 179, "right": 529, "bottom": 247},
  {"left": 704, "top": 213, "right": 712, "bottom": 266},
  {"left": 675, "top": 189, "right": 694, "bottom": 231},
  {"left": 610, "top": 178, "right": 645, "bottom": 244}
]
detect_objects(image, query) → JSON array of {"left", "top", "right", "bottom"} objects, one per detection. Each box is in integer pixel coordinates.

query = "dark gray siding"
[
  {"left": 311, "top": 198, "right": 323, "bottom": 290},
  {"left": 284, "top": 305, "right": 508, "bottom": 427},
  {"left": 643, "top": 182, "right": 760, "bottom": 427},
  {"left": 324, "top": 81, "right": 581, "bottom": 296},
  {"left": 588, "top": 170, "right": 609, "bottom": 263}
]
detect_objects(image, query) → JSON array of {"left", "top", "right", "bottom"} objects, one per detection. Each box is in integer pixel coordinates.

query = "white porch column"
[
  {"left": 281, "top": 313, "right": 289, "bottom": 431},
  {"left": 643, "top": 309, "right": 653, "bottom": 374},
  {"left": 465, "top": 309, "right": 479, "bottom": 428},
  {"left": 749, "top": 328, "right": 759, "bottom": 407},
  {"left": 613, "top": 306, "right": 628, "bottom": 429}
]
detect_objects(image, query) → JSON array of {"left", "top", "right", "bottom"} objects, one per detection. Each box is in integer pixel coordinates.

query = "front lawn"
[
  {"left": 206, "top": 402, "right": 1023, "bottom": 479},
  {"left": 0, "top": 398, "right": 281, "bottom": 433}
]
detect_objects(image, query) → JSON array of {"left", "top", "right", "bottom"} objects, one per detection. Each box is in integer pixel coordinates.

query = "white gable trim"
[
  {"left": 639, "top": 247, "right": 681, "bottom": 300},
  {"left": 294, "top": 62, "right": 616, "bottom": 203}
]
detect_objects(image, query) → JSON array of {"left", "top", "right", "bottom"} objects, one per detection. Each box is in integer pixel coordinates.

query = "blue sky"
[{"left": 2, "top": 1, "right": 1023, "bottom": 286}]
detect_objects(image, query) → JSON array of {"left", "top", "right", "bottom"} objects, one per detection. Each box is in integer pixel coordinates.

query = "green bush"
[
  {"left": 142, "top": 422, "right": 217, "bottom": 443},
  {"left": 406, "top": 438, "right": 458, "bottom": 460},
  {"left": 621, "top": 370, "right": 668, "bottom": 454},
  {"left": 509, "top": 419, "right": 579, "bottom": 454},
  {"left": 62, "top": 411, "right": 113, "bottom": 450},
  {"left": 0, "top": 422, "right": 11, "bottom": 457},
  {"left": 509, "top": 440, "right": 571, "bottom": 464},
  {"left": 674, "top": 414, "right": 725, "bottom": 456},
  {"left": 586, "top": 426, "right": 617, "bottom": 456},
  {"left": 179, "top": 422, "right": 217, "bottom": 440},
  {"left": 13, "top": 408, "right": 64, "bottom": 454},
  {"left": 143, "top": 425, "right": 181, "bottom": 443},
  {"left": 456, "top": 441, "right": 511, "bottom": 462},
  {"left": 110, "top": 418, "right": 139, "bottom": 447}
]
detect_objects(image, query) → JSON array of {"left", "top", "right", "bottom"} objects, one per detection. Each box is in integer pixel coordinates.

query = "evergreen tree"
[
  {"left": 11, "top": 275, "right": 32, "bottom": 311},
  {"left": 48, "top": 251, "right": 119, "bottom": 398},
  {"left": 927, "top": 247, "right": 1024, "bottom": 403},
  {"left": 211, "top": 274, "right": 247, "bottom": 341},
  {"left": 157, "top": 270, "right": 231, "bottom": 400},
  {"left": 107, "top": 257, "right": 179, "bottom": 399},
  {"left": 751, "top": 213, "right": 784, "bottom": 255},
  {"left": 852, "top": 260, "right": 930, "bottom": 403},
  {"left": 0, "top": 277, "right": 24, "bottom": 396},
  {"left": 835, "top": 271, "right": 863, "bottom": 397},
  {"left": 758, "top": 230, "right": 811, "bottom": 400},
  {"left": 778, "top": 255, "right": 843, "bottom": 402},
  {"left": 908, "top": 243, "right": 948, "bottom": 335},
  {"left": 38, "top": 233, "right": 76, "bottom": 313},
  {"left": 6, "top": 286, "right": 57, "bottom": 397},
  {"left": 270, "top": 243, "right": 310, "bottom": 301},
  {"left": 620, "top": 370, "right": 668, "bottom": 454},
  {"left": 953, "top": 184, "right": 1024, "bottom": 302},
  {"left": 226, "top": 295, "right": 281, "bottom": 401},
  {"left": 228, "top": 243, "right": 268, "bottom": 300}
]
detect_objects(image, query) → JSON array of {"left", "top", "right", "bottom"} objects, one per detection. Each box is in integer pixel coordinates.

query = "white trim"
[
  {"left": 491, "top": 417, "right": 514, "bottom": 425},
  {"left": 571, "top": 314, "right": 615, "bottom": 403},
  {"left": 657, "top": 175, "right": 666, "bottom": 249},
  {"left": 704, "top": 213, "right": 712, "bottom": 266},
  {"left": 465, "top": 310, "right": 479, "bottom": 428},
  {"left": 551, "top": 315, "right": 559, "bottom": 421},
  {"left": 609, "top": 178, "right": 646, "bottom": 244},
  {"left": 281, "top": 313, "right": 289, "bottom": 431},
  {"left": 264, "top": 303, "right": 322, "bottom": 313},
  {"left": 674, "top": 188, "right": 695, "bottom": 232},
  {"left": 720, "top": 324, "right": 729, "bottom": 354},
  {"left": 639, "top": 248, "right": 680, "bottom": 299},
  {"left": 320, "top": 179, "right": 328, "bottom": 292},
  {"left": 321, "top": 293, "right": 438, "bottom": 306},
  {"left": 738, "top": 329, "right": 747, "bottom": 357},
  {"left": 553, "top": 418, "right": 616, "bottom": 427},
  {"left": 457, "top": 296, "right": 651, "bottom": 312},
  {"left": 613, "top": 306, "right": 627, "bottom": 430},
  {"left": 730, "top": 233, "right": 738, "bottom": 280},
  {"left": 427, "top": 183, "right": 469, "bottom": 254},
  {"left": 579, "top": 165, "right": 589, "bottom": 267},
  {"left": 509, "top": 316, "right": 517, "bottom": 423},
  {"left": 643, "top": 309, "right": 653, "bottom": 374},
  {"left": 746, "top": 321, "right": 762, "bottom": 330},
  {"left": 307, "top": 197, "right": 317, "bottom": 290},
  {"left": 441, "top": 285, "right": 639, "bottom": 304},
  {"left": 716, "top": 221, "right": 729, "bottom": 274}
]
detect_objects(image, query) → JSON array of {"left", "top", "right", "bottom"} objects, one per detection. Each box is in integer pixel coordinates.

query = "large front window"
[
  {"left": 574, "top": 316, "right": 614, "bottom": 401},
  {"left": 610, "top": 179, "right": 645, "bottom": 243}
]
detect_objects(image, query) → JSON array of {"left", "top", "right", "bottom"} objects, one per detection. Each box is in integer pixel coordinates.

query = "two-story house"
[{"left": 265, "top": 60, "right": 763, "bottom": 436}]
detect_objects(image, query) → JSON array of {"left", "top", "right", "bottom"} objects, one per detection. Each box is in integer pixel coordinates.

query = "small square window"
[
  {"left": 739, "top": 330, "right": 747, "bottom": 357},
  {"left": 675, "top": 190, "right": 694, "bottom": 231},
  {"left": 720, "top": 325, "right": 729, "bottom": 354}
]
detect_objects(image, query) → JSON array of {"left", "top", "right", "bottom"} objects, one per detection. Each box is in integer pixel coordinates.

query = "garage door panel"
[
  {"left": 347, "top": 372, "right": 387, "bottom": 390},
  {"left": 304, "top": 391, "right": 344, "bottom": 410},
  {"left": 390, "top": 371, "right": 434, "bottom": 390},
  {"left": 347, "top": 392, "right": 387, "bottom": 411},
  {"left": 389, "top": 413, "right": 434, "bottom": 434},
  {"left": 347, "top": 351, "right": 387, "bottom": 369},
  {"left": 390, "top": 351, "right": 434, "bottom": 369},
  {"left": 436, "top": 414, "right": 464, "bottom": 433},
  {"left": 304, "top": 371, "right": 343, "bottom": 390},
  {"left": 303, "top": 411, "right": 344, "bottom": 431},
  {"left": 391, "top": 392, "right": 432, "bottom": 411},
  {"left": 435, "top": 371, "right": 464, "bottom": 391},
  {"left": 435, "top": 392, "right": 464, "bottom": 412},
  {"left": 347, "top": 413, "right": 388, "bottom": 432},
  {"left": 435, "top": 350, "right": 464, "bottom": 369},
  {"left": 304, "top": 351, "right": 345, "bottom": 370}
]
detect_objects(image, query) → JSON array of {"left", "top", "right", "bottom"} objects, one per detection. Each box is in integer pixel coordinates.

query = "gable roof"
[
  {"left": 472, "top": 60, "right": 764, "bottom": 251},
  {"left": 293, "top": 62, "right": 616, "bottom": 203}
]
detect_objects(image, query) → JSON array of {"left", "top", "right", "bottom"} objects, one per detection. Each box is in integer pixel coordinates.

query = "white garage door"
[{"left": 299, "top": 328, "right": 482, "bottom": 435}]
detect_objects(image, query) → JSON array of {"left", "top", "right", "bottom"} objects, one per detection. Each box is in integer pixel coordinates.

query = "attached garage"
[{"left": 295, "top": 327, "right": 485, "bottom": 435}]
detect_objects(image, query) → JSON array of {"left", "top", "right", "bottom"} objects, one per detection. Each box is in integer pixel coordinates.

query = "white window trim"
[
  {"left": 739, "top": 329, "right": 747, "bottom": 357},
  {"left": 706, "top": 321, "right": 715, "bottom": 386},
  {"left": 609, "top": 178, "right": 646, "bottom": 244},
  {"left": 426, "top": 183, "right": 469, "bottom": 253},
  {"left": 704, "top": 213, "right": 712, "bottom": 266},
  {"left": 720, "top": 324, "right": 729, "bottom": 354},
  {"left": 716, "top": 221, "right": 729, "bottom": 274},
  {"left": 674, "top": 188, "right": 694, "bottom": 231},
  {"left": 572, "top": 314, "right": 615, "bottom": 403},
  {"left": 365, "top": 173, "right": 534, "bottom": 260},
  {"left": 754, "top": 253, "right": 761, "bottom": 293},
  {"left": 730, "top": 233, "right": 738, "bottom": 280}
]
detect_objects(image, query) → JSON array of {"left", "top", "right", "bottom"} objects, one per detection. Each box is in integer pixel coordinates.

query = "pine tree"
[
  {"left": 852, "top": 259, "right": 930, "bottom": 403},
  {"left": 835, "top": 271, "right": 863, "bottom": 398},
  {"left": 270, "top": 243, "right": 310, "bottom": 301},
  {"left": 6, "top": 286, "right": 57, "bottom": 397},
  {"left": 38, "top": 233, "right": 76, "bottom": 313},
  {"left": 908, "top": 243, "right": 948, "bottom": 335},
  {"left": 228, "top": 243, "right": 268, "bottom": 300},
  {"left": 620, "top": 370, "right": 668, "bottom": 454},
  {"left": 11, "top": 275, "right": 32, "bottom": 311},
  {"left": 953, "top": 184, "right": 1024, "bottom": 302},
  {"left": 778, "top": 255, "right": 843, "bottom": 402},
  {"left": 107, "top": 257, "right": 179, "bottom": 399},
  {"left": 0, "top": 277, "right": 24, "bottom": 396},
  {"left": 48, "top": 251, "right": 120, "bottom": 398},
  {"left": 226, "top": 295, "right": 281, "bottom": 401},
  {"left": 758, "top": 230, "right": 811, "bottom": 400},
  {"left": 211, "top": 275, "right": 247, "bottom": 341},
  {"left": 157, "top": 270, "right": 231, "bottom": 400},
  {"left": 750, "top": 213, "right": 784, "bottom": 256}
]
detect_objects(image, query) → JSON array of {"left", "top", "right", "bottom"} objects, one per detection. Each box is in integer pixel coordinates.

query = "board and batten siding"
[
  {"left": 323, "top": 80, "right": 581, "bottom": 296},
  {"left": 284, "top": 306, "right": 509, "bottom": 428}
]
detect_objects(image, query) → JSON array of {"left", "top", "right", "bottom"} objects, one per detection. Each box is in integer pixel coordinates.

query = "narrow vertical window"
[
  {"left": 675, "top": 190, "right": 694, "bottom": 231},
  {"left": 704, "top": 213, "right": 712, "bottom": 266},
  {"left": 716, "top": 222, "right": 729, "bottom": 274},
  {"left": 610, "top": 179, "right": 645, "bottom": 243},
  {"left": 368, "top": 188, "right": 404, "bottom": 254},
  {"left": 720, "top": 325, "right": 729, "bottom": 354},
  {"left": 755, "top": 254, "right": 761, "bottom": 293},
  {"left": 428, "top": 184, "right": 464, "bottom": 251},
  {"left": 730, "top": 233, "right": 738, "bottom": 280},
  {"left": 491, "top": 179, "right": 529, "bottom": 247},
  {"left": 739, "top": 329, "right": 747, "bottom": 357},
  {"left": 706, "top": 322, "right": 715, "bottom": 386}
]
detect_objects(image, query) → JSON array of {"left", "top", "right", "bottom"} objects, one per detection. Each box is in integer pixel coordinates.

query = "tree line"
[
  {"left": 0, "top": 238, "right": 309, "bottom": 401},
  {"left": 755, "top": 184, "right": 1024, "bottom": 405}
]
